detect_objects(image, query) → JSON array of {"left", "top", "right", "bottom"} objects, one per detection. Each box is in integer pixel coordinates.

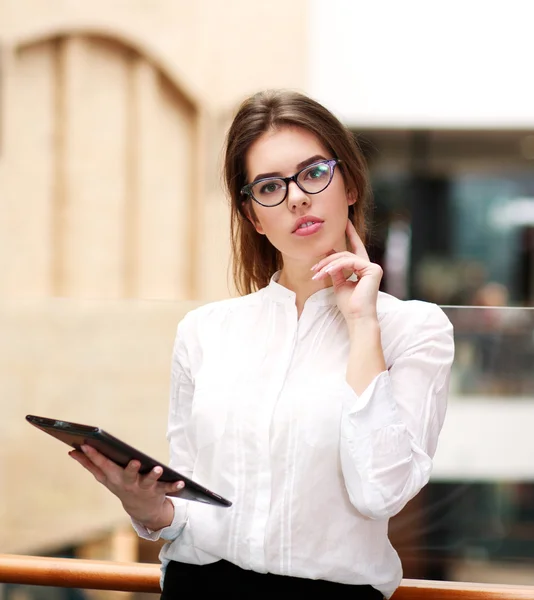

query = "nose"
[{"left": 287, "top": 180, "right": 310, "bottom": 211}]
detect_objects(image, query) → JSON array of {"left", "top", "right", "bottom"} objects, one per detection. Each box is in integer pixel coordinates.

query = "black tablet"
[{"left": 26, "top": 414, "right": 232, "bottom": 508}]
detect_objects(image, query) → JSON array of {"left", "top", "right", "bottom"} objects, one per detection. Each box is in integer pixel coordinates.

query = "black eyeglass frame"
[{"left": 240, "top": 158, "right": 342, "bottom": 207}]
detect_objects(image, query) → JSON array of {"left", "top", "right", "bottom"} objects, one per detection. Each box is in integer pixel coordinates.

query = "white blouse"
[{"left": 132, "top": 273, "right": 454, "bottom": 598}]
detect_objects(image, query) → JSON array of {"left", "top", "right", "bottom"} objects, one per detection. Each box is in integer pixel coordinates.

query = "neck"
[
  {"left": 277, "top": 237, "right": 350, "bottom": 315},
  {"left": 277, "top": 259, "right": 331, "bottom": 315}
]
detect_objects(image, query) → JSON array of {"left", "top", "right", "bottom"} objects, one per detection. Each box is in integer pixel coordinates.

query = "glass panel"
[
  {"left": 446, "top": 305, "right": 534, "bottom": 397},
  {"left": 389, "top": 305, "right": 534, "bottom": 584}
]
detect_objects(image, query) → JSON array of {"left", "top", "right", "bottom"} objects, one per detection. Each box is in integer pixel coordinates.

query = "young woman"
[{"left": 70, "top": 90, "right": 455, "bottom": 598}]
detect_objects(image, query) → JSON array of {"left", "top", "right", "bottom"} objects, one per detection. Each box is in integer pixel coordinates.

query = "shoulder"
[
  {"left": 171, "top": 292, "right": 265, "bottom": 369},
  {"left": 377, "top": 291, "right": 452, "bottom": 330},
  {"left": 377, "top": 292, "right": 454, "bottom": 357},
  {"left": 176, "top": 289, "right": 266, "bottom": 342}
]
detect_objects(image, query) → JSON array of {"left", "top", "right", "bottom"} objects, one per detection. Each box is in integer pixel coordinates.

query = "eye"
[
  {"left": 259, "top": 181, "right": 282, "bottom": 195},
  {"left": 304, "top": 164, "right": 329, "bottom": 180}
]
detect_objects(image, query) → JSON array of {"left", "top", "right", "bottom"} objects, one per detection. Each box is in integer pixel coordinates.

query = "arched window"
[{"left": 5, "top": 32, "right": 198, "bottom": 300}]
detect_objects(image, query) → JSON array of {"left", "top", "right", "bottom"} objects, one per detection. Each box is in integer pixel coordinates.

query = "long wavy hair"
[{"left": 224, "top": 89, "right": 372, "bottom": 296}]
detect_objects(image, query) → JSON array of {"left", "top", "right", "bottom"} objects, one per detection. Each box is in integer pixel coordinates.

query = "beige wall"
[
  {"left": 0, "top": 299, "right": 199, "bottom": 554},
  {"left": 0, "top": 0, "right": 309, "bottom": 113},
  {"left": 0, "top": 0, "right": 308, "bottom": 556},
  {"left": 0, "top": 0, "right": 309, "bottom": 302}
]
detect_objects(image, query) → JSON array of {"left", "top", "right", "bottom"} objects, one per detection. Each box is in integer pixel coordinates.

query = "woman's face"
[{"left": 244, "top": 126, "right": 355, "bottom": 266}]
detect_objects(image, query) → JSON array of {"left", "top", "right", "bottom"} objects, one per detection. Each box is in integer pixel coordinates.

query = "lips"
[{"left": 292, "top": 215, "right": 324, "bottom": 233}]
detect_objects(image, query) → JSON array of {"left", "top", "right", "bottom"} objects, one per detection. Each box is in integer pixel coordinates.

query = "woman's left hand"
[{"left": 311, "top": 220, "right": 383, "bottom": 323}]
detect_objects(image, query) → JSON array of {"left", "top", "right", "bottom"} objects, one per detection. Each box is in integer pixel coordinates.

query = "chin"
[
  {"left": 310, "top": 234, "right": 346, "bottom": 257},
  {"left": 290, "top": 242, "right": 338, "bottom": 263},
  {"left": 274, "top": 229, "right": 345, "bottom": 262}
]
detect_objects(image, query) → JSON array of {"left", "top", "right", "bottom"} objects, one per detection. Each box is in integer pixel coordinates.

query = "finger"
[
  {"left": 323, "top": 258, "right": 358, "bottom": 280},
  {"left": 80, "top": 445, "right": 116, "bottom": 469},
  {"left": 165, "top": 480, "right": 185, "bottom": 495},
  {"left": 323, "top": 256, "right": 382, "bottom": 281},
  {"left": 328, "top": 265, "right": 347, "bottom": 288},
  {"left": 311, "top": 250, "right": 336, "bottom": 271},
  {"left": 311, "top": 251, "right": 353, "bottom": 275},
  {"left": 81, "top": 444, "right": 132, "bottom": 481},
  {"left": 69, "top": 450, "right": 108, "bottom": 484},
  {"left": 122, "top": 459, "right": 142, "bottom": 485},
  {"left": 313, "top": 255, "right": 369, "bottom": 280},
  {"left": 346, "top": 220, "right": 370, "bottom": 261},
  {"left": 138, "top": 466, "right": 164, "bottom": 490}
]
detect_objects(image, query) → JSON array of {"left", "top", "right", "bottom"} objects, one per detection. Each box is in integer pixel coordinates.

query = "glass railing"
[
  {"left": 445, "top": 306, "right": 534, "bottom": 398},
  {"left": 391, "top": 306, "right": 534, "bottom": 588}
]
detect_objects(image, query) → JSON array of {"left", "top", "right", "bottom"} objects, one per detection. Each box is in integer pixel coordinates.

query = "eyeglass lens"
[{"left": 251, "top": 161, "right": 333, "bottom": 206}]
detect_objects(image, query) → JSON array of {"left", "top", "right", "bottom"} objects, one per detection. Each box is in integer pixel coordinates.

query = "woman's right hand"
[{"left": 69, "top": 445, "right": 184, "bottom": 530}]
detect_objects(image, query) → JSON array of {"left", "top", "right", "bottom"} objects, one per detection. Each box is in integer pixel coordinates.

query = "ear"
[
  {"left": 347, "top": 188, "right": 357, "bottom": 207},
  {"left": 242, "top": 201, "right": 265, "bottom": 235}
]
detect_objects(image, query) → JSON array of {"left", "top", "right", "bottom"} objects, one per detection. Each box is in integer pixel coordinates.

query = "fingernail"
[
  {"left": 81, "top": 445, "right": 89, "bottom": 453},
  {"left": 177, "top": 481, "right": 185, "bottom": 489},
  {"left": 311, "top": 263, "right": 318, "bottom": 271},
  {"left": 311, "top": 273, "right": 320, "bottom": 280}
]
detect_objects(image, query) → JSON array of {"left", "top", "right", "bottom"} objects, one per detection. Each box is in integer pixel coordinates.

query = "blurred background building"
[{"left": 1, "top": 0, "right": 534, "bottom": 598}]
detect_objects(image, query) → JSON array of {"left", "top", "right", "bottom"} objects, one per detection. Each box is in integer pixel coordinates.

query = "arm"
[
  {"left": 311, "top": 221, "right": 454, "bottom": 520},
  {"left": 340, "top": 305, "right": 454, "bottom": 520},
  {"left": 130, "top": 316, "right": 197, "bottom": 541},
  {"left": 346, "top": 316, "right": 386, "bottom": 395}
]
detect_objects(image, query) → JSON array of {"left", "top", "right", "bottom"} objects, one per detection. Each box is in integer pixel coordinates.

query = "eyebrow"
[{"left": 251, "top": 154, "right": 327, "bottom": 182}]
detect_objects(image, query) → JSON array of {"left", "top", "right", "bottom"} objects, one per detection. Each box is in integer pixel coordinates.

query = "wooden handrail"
[
  {"left": 1, "top": 554, "right": 534, "bottom": 598},
  {"left": 394, "top": 579, "right": 534, "bottom": 599},
  {"left": 0, "top": 554, "right": 159, "bottom": 593}
]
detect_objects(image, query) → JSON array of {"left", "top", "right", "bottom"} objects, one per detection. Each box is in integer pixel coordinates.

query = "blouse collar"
[
  {"left": 265, "top": 271, "right": 337, "bottom": 306},
  {"left": 264, "top": 271, "right": 387, "bottom": 322}
]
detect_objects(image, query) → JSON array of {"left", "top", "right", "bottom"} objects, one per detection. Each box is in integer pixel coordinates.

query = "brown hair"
[{"left": 224, "top": 89, "right": 372, "bottom": 296}]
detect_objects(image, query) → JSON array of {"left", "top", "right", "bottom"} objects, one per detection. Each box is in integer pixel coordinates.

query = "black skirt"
[{"left": 161, "top": 559, "right": 385, "bottom": 598}]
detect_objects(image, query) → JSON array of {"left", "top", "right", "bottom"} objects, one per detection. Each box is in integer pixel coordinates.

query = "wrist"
[
  {"left": 129, "top": 498, "right": 174, "bottom": 531},
  {"left": 347, "top": 314, "right": 380, "bottom": 338}
]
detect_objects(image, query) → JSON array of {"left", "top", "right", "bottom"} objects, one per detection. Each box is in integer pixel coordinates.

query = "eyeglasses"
[{"left": 241, "top": 158, "right": 341, "bottom": 207}]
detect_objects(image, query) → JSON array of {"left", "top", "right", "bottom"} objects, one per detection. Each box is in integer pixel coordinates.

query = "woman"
[{"left": 70, "top": 90, "right": 454, "bottom": 598}]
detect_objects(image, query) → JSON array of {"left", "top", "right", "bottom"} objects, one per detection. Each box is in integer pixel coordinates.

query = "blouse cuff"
[
  {"left": 130, "top": 497, "right": 187, "bottom": 542},
  {"left": 341, "top": 370, "right": 403, "bottom": 431}
]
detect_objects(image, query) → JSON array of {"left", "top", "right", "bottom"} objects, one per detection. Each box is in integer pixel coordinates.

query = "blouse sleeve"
[
  {"left": 339, "top": 303, "right": 454, "bottom": 520},
  {"left": 131, "top": 315, "right": 196, "bottom": 541}
]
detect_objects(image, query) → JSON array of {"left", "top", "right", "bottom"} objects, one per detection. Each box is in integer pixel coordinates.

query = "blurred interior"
[
  {"left": 1, "top": 1, "right": 534, "bottom": 599},
  {"left": 360, "top": 129, "right": 534, "bottom": 307}
]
